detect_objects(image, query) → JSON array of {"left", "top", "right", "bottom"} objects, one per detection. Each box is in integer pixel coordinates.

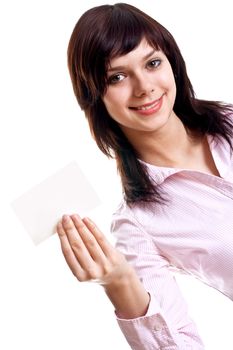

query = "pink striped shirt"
[{"left": 111, "top": 134, "right": 233, "bottom": 349}]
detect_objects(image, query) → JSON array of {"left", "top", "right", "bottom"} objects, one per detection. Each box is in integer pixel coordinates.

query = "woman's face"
[{"left": 102, "top": 38, "right": 177, "bottom": 140}]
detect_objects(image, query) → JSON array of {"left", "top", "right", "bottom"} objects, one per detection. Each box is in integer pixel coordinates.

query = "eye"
[
  {"left": 147, "top": 59, "right": 161, "bottom": 69},
  {"left": 108, "top": 73, "right": 125, "bottom": 85}
]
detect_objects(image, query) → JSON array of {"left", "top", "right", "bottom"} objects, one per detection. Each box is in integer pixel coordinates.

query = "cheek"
[
  {"left": 102, "top": 93, "right": 119, "bottom": 120},
  {"left": 159, "top": 68, "right": 175, "bottom": 87},
  {"left": 102, "top": 94, "right": 113, "bottom": 114},
  {"left": 103, "top": 89, "right": 118, "bottom": 106},
  {"left": 104, "top": 81, "right": 132, "bottom": 100},
  {"left": 160, "top": 72, "right": 176, "bottom": 101}
]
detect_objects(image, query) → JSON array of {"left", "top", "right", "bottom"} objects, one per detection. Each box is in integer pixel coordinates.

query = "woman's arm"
[
  {"left": 57, "top": 213, "right": 205, "bottom": 349},
  {"left": 104, "top": 265, "right": 150, "bottom": 319},
  {"left": 111, "top": 212, "right": 205, "bottom": 350},
  {"left": 56, "top": 214, "right": 150, "bottom": 319}
]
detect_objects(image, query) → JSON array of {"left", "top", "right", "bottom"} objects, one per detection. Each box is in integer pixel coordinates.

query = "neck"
[{"left": 125, "top": 114, "right": 202, "bottom": 168}]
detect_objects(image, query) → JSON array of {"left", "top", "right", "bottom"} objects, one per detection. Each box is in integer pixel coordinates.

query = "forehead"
[{"left": 108, "top": 38, "right": 163, "bottom": 67}]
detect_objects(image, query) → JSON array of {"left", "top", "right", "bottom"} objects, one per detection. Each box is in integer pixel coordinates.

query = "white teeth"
[{"left": 136, "top": 101, "right": 159, "bottom": 111}]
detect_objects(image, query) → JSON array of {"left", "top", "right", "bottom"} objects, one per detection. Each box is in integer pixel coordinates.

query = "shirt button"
[
  {"left": 154, "top": 323, "right": 163, "bottom": 331},
  {"left": 153, "top": 315, "right": 165, "bottom": 331}
]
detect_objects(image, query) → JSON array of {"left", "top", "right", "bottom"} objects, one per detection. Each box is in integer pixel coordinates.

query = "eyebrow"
[{"left": 107, "top": 48, "right": 158, "bottom": 73}]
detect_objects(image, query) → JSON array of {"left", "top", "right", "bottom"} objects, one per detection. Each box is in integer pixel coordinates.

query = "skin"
[
  {"left": 103, "top": 38, "right": 177, "bottom": 137},
  {"left": 103, "top": 38, "right": 220, "bottom": 175},
  {"left": 57, "top": 38, "right": 219, "bottom": 319},
  {"left": 57, "top": 214, "right": 128, "bottom": 284},
  {"left": 57, "top": 214, "right": 150, "bottom": 318}
]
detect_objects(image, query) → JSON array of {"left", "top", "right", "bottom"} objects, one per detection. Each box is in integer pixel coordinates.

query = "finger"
[
  {"left": 82, "top": 217, "right": 115, "bottom": 257},
  {"left": 62, "top": 215, "right": 98, "bottom": 271},
  {"left": 57, "top": 221, "right": 86, "bottom": 281},
  {"left": 71, "top": 214, "right": 109, "bottom": 263}
]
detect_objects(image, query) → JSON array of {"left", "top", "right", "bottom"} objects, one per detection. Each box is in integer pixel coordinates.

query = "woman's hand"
[
  {"left": 56, "top": 214, "right": 130, "bottom": 285},
  {"left": 57, "top": 214, "right": 150, "bottom": 318}
]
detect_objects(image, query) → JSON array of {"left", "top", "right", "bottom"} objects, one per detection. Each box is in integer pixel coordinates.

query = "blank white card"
[{"left": 11, "top": 162, "right": 101, "bottom": 245}]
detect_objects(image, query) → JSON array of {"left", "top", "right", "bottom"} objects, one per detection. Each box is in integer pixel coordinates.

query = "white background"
[{"left": 0, "top": 0, "right": 232, "bottom": 349}]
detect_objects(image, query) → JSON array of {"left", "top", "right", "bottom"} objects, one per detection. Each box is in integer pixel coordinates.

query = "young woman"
[{"left": 56, "top": 3, "right": 233, "bottom": 349}]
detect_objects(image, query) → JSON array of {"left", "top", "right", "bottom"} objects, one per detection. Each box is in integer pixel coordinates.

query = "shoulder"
[
  {"left": 111, "top": 199, "right": 138, "bottom": 230},
  {"left": 110, "top": 198, "right": 161, "bottom": 240},
  {"left": 111, "top": 198, "right": 156, "bottom": 222}
]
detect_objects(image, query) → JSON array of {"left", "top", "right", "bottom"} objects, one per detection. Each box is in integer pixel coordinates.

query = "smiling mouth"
[{"left": 130, "top": 96, "right": 163, "bottom": 111}]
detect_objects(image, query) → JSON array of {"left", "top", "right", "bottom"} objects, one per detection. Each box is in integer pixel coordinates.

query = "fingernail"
[
  {"left": 57, "top": 221, "right": 62, "bottom": 229},
  {"left": 62, "top": 215, "right": 70, "bottom": 223},
  {"left": 71, "top": 213, "right": 81, "bottom": 220}
]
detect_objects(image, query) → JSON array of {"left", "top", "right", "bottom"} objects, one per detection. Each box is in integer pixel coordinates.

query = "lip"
[
  {"left": 130, "top": 95, "right": 164, "bottom": 116},
  {"left": 131, "top": 97, "right": 162, "bottom": 109}
]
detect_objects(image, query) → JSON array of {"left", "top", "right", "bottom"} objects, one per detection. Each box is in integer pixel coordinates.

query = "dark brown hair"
[{"left": 67, "top": 3, "right": 233, "bottom": 204}]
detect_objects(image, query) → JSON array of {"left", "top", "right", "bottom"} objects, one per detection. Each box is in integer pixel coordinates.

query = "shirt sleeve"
[{"left": 111, "top": 210, "right": 205, "bottom": 350}]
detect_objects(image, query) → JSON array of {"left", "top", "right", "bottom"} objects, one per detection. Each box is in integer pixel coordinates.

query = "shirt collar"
[{"left": 138, "top": 134, "right": 232, "bottom": 185}]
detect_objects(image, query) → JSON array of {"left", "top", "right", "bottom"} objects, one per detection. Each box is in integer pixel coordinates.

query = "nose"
[{"left": 132, "top": 72, "right": 154, "bottom": 98}]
